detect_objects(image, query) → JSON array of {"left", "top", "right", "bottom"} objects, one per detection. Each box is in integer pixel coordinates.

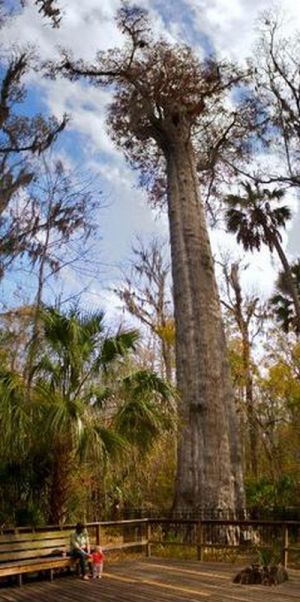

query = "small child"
[{"left": 90, "top": 545, "right": 105, "bottom": 579}]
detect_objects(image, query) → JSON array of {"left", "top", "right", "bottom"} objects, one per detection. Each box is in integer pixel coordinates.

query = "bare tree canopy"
[
  {"left": 2, "top": 1, "right": 62, "bottom": 27},
  {"left": 115, "top": 237, "right": 175, "bottom": 382},
  {"left": 34, "top": 0, "right": 61, "bottom": 27},
  {"left": 0, "top": 0, "right": 67, "bottom": 268},
  {"left": 0, "top": 51, "right": 67, "bottom": 213},
  {"left": 228, "top": 14, "right": 300, "bottom": 191},
  {"left": 51, "top": 4, "right": 246, "bottom": 206}
]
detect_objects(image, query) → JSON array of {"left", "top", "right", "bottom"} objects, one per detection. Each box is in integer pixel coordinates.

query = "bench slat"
[
  {"left": 0, "top": 538, "right": 70, "bottom": 554},
  {"left": 0, "top": 530, "right": 72, "bottom": 544},
  {"left": 0, "top": 557, "right": 72, "bottom": 577},
  {"left": 0, "top": 547, "right": 70, "bottom": 563}
]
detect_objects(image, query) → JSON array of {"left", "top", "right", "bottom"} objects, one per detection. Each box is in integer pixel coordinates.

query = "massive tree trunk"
[{"left": 165, "top": 129, "right": 245, "bottom": 514}]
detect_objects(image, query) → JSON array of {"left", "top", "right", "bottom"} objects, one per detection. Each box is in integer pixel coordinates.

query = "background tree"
[
  {"left": 8, "top": 157, "right": 101, "bottom": 383},
  {"left": 248, "top": 16, "right": 300, "bottom": 189},
  {"left": 220, "top": 259, "right": 268, "bottom": 478},
  {"left": 224, "top": 182, "right": 300, "bottom": 334},
  {"left": 1, "top": 158, "right": 98, "bottom": 277},
  {"left": 0, "top": 305, "right": 35, "bottom": 372},
  {"left": 0, "top": 52, "right": 66, "bottom": 212},
  {"left": 0, "top": 1, "right": 67, "bottom": 269},
  {"left": 54, "top": 3, "right": 246, "bottom": 515},
  {"left": 34, "top": 0, "right": 61, "bottom": 26},
  {"left": 224, "top": 14, "right": 300, "bottom": 199},
  {"left": 112, "top": 368, "right": 175, "bottom": 510},
  {"left": 0, "top": 1, "right": 61, "bottom": 27},
  {"left": 115, "top": 237, "right": 175, "bottom": 382},
  {"left": 254, "top": 333, "right": 300, "bottom": 488}
]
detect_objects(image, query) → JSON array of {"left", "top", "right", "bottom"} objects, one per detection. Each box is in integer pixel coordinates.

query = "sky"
[{"left": 1, "top": 0, "right": 300, "bottom": 321}]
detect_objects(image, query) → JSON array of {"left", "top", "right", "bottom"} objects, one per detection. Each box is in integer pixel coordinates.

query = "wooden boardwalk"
[{"left": 0, "top": 558, "right": 299, "bottom": 602}]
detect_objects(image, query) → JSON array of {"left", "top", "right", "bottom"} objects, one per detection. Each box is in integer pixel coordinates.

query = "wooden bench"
[
  {"left": 0, "top": 520, "right": 149, "bottom": 587},
  {"left": 0, "top": 528, "right": 75, "bottom": 586}
]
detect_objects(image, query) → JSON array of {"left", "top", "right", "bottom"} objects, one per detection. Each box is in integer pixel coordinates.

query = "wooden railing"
[
  {"left": 146, "top": 518, "right": 300, "bottom": 568},
  {"left": 1, "top": 518, "right": 300, "bottom": 568}
]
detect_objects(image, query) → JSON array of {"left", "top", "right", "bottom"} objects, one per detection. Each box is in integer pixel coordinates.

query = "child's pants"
[{"left": 92, "top": 562, "right": 103, "bottom": 578}]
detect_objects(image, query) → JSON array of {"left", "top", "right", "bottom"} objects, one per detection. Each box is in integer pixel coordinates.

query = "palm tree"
[
  {"left": 0, "top": 305, "right": 175, "bottom": 524},
  {"left": 31, "top": 306, "right": 136, "bottom": 522},
  {"left": 224, "top": 182, "right": 300, "bottom": 333},
  {"left": 270, "top": 260, "right": 300, "bottom": 335},
  {"left": 33, "top": 306, "right": 174, "bottom": 523}
]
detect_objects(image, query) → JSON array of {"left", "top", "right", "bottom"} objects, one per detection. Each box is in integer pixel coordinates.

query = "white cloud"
[
  {"left": 1, "top": 0, "right": 123, "bottom": 60},
  {"left": 41, "top": 77, "right": 117, "bottom": 154},
  {"left": 184, "top": 0, "right": 300, "bottom": 60}
]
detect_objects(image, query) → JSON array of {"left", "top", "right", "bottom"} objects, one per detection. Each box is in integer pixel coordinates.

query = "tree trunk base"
[{"left": 233, "top": 564, "right": 288, "bottom": 585}]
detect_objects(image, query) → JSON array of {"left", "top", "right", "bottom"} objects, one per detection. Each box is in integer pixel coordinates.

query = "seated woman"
[{"left": 70, "top": 522, "right": 90, "bottom": 580}]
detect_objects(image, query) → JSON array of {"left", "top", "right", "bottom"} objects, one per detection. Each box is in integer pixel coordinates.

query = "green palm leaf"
[
  {"left": 114, "top": 370, "right": 175, "bottom": 451},
  {"left": 224, "top": 182, "right": 290, "bottom": 253},
  {"left": 0, "top": 370, "right": 32, "bottom": 456},
  {"left": 77, "top": 423, "right": 128, "bottom": 462},
  {"left": 100, "top": 329, "right": 139, "bottom": 369}
]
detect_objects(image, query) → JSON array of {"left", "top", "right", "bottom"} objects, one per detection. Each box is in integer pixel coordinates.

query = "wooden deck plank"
[{"left": 0, "top": 558, "right": 299, "bottom": 602}]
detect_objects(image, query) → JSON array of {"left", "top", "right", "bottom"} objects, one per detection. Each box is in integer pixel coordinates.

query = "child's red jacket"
[{"left": 91, "top": 550, "right": 104, "bottom": 564}]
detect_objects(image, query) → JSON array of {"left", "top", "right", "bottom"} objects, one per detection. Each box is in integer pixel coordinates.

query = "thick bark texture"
[
  {"left": 165, "top": 129, "right": 245, "bottom": 514},
  {"left": 48, "top": 439, "right": 72, "bottom": 524}
]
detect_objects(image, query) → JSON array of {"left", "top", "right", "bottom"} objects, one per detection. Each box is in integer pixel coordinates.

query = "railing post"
[
  {"left": 283, "top": 524, "right": 288, "bottom": 569},
  {"left": 197, "top": 521, "right": 204, "bottom": 561},
  {"left": 96, "top": 523, "right": 101, "bottom": 546},
  {"left": 146, "top": 521, "right": 151, "bottom": 557}
]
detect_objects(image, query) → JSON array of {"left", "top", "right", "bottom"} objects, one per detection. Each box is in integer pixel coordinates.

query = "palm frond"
[
  {"left": 100, "top": 329, "right": 139, "bottom": 369},
  {"left": 35, "top": 381, "right": 84, "bottom": 437},
  {"left": 0, "top": 370, "right": 31, "bottom": 456},
  {"left": 224, "top": 182, "right": 290, "bottom": 253},
  {"left": 77, "top": 423, "right": 128, "bottom": 462},
  {"left": 277, "top": 261, "right": 300, "bottom": 297},
  {"left": 270, "top": 261, "right": 300, "bottom": 335},
  {"left": 114, "top": 371, "right": 175, "bottom": 452},
  {"left": 271, "top": 206, "right": 292, "bottom": 228},
  {"left": 114, "top": 397, "right": 170, "bottom": 451},
  {"left": 122, "top": 369, "right": 173, "bottom": 402},
  {"left": 83, "top": 384, "right": 113, "bottom": 408},
  {"left": 31, "top": 354, "right": 61, "bottom": 385},
  {"left": 78, "top": 310, "right": 105, "bottom": 338}
]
